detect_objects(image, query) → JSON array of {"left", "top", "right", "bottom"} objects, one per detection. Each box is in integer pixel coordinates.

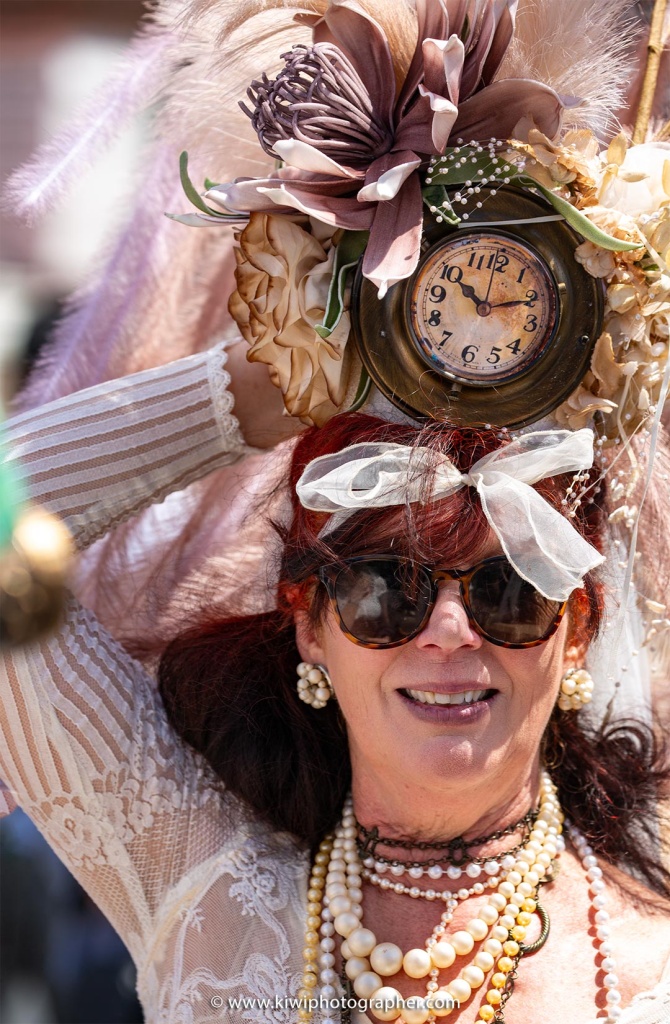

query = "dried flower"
[
  {"left": 555, "top": 138, "right": 670, "bottom": 436},
  {"left": 229, "top": 213, "right": 352, "bottom": 426},
  {"left": 553, "top": 384, "right": 617, "bottom": 430},
  {"left": 514, "top": 128, "right": 600, "bottom": 192},
  {"left": 591, "top": 332, "right": 625, "bottom": 390},
  {"left": 574, "top": 241, "right": 616, "bottom": 278},
  {"left": 607, "top": 283, "right": 638, "bottom": 314},
  {"left": 581, "top": 205, "right": 644, "bottom": 260}
]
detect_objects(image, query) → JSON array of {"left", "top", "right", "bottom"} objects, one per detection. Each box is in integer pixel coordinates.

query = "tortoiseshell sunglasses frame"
[{"left": 317, "top": 555, "right": 567, "bottom": 650}]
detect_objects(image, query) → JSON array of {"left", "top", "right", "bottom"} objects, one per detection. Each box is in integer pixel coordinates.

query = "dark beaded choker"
[{"left": 355, "top": 806, "right": 538, "bottom": 867}]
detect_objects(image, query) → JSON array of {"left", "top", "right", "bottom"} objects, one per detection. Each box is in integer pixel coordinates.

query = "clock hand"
[
  {"left": 456, "top": 280, "right": 486, "bottom": 307},
  {"left": 491, "top": 298, "right": 533, "bottom": 309},
  {"left": 483, "top": 250, "right": 498, "bottom": 304}
]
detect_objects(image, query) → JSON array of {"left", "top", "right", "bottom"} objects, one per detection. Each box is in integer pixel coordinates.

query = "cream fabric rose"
[
  {"left": 598, "top": 142, "right": 670, "bottom": 218},
  {"left": 229, "top": 213, "right": 352, "bottom": 426},
  {"left": 574, "top": 240, "right": 616, "bottom": 278}
]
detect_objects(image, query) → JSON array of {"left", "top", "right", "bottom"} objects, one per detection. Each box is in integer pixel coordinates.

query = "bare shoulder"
[
  {"left": 541, "top": 847, "right": 670, "bottom": 1007},
  {"left": 596, "top": 858, "right": 670, "bottom": 1001},
  {"left": 606, "top": 856, "right": 670, "bottom": 921}
]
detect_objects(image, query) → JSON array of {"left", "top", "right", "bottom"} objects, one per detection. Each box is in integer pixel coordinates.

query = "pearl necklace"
[
  {"left": 361, "top": 867, "right": 502, "bottom": 903},
  {"left": 568, "top": 823, "right": 622, "bottom": 1022},
  {"left": 363, "top": 858, "right": 503, "bottom": 882},
  {"left": 300, "top": 773, "right": 564, "bottom": 1023}
]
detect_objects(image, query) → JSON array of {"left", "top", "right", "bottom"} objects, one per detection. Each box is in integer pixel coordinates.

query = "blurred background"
[
  {"left": 0, "top": 1, "right": 668, "bottom": 1022},
  {"left": 2, "top": 9, "right": 145, "bottom": 1022},
  {"left": 0, "top": 0, "right": 145, "bottom": 395}
]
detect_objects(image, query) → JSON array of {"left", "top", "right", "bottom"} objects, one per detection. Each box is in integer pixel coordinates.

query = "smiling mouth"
[{"left": 401, "top": 688, "right": 496, "bottom": 706}]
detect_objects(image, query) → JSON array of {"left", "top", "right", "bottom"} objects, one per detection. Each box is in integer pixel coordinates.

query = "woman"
[
  {"left": 2, "top": 0, "right": 670, "bottom": 1021},
  {"left": 3, "top": 375, "right": 670, "bottom": 1023}
]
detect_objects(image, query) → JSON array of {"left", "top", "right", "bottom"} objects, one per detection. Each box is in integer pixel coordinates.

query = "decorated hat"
[{"left": 6, "top": 0, "right": 670, "bottom": 721}]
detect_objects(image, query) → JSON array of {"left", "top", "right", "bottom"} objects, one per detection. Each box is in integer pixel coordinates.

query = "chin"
[{"left": 406, "top": 734, "right": 507, "bottom": 791}]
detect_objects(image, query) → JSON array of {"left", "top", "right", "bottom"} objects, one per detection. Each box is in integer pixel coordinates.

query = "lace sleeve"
[
  {"left": 4, "top": 342, "right": 247, "bottom": 550},
  {"left": 1, "top": 345, "right": 249, "bottom": 961},
  {"left": 1, "top": 598, "right": 232, "bottom": 964}
]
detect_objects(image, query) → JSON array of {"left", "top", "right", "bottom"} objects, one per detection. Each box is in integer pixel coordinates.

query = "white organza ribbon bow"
[{"left": 296, "top": 429, "right": 605, "bottom": 601}]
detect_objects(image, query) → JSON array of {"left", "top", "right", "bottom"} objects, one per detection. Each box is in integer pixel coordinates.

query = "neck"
[{"left": 350, "top": 753, "right": 542, "bottom": 850}]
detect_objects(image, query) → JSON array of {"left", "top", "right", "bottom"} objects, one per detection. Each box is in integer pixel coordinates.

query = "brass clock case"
[{"left": 351, "top": 185, "right": 604, "bottom": 428}]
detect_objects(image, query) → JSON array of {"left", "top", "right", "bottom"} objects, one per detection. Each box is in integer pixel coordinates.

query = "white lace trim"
[{"left": 206, "top": 341, "right": 246, "bottom": 451}]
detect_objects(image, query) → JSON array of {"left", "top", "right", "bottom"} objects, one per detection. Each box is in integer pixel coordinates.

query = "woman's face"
[{"left": 296, "top": 541, "right": 581, "bottom": 811}]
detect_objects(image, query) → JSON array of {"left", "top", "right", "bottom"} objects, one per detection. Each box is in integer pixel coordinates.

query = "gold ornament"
[{"left": 1, "top": 507, "right": 73, "bottom": 648}]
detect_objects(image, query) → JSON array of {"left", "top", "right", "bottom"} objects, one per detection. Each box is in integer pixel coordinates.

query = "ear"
[
  {"left": 563, "top": 640, "right": 588, "bottom": 672},
  {"left": 294, "top": 609, "right": 328, "bottom": 666}
]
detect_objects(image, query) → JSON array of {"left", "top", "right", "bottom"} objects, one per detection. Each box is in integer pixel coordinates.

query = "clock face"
[{"left": 408, "top": 232, "right": 559, "bottom": 384}]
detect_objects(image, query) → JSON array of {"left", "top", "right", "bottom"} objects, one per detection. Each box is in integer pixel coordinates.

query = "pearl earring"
[
  {"left": 557, "top": 668, "right": 594, "bottom": 712},
  {"left": 296, "top": 662, "right": 334, "bottom": 709}
]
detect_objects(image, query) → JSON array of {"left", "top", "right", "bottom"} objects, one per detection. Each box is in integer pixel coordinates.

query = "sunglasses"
[{"left": 317, "top": 555, "right": 567, "bottom": 650}]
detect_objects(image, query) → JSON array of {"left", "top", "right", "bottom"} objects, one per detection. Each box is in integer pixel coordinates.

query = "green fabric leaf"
[
  {"left": 422, "top": 184, "right": 459, "bottom": 225},
  {"left": 346, "top": 367, "right": 372, "bottom": 412},
  {"left": 314, "top": 231, "right": 368, "bottom": 340},
  {"left": 179, "top": 152, "right": 234, "bottom": 220},
  {"left": 515, "top": 174, "right": 644, "bottom": 252},
  {"left": 428, "top": 145, "right": 644, "bottom": 253},
  {"left": 179, "top": 151, "right": 213, "bottom": 215}
]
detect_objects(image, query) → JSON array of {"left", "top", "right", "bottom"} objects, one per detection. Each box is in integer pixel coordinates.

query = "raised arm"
[
  {"left": 1, "top": 344, "right": 250, "bottom": 963},
  {"left": 5, "top": 342, "right": 247, "bottom": 550}
]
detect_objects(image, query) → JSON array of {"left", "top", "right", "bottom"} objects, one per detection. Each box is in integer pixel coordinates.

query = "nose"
[{"left": 414, "top": 581, "right": 483, "bottom": 653}]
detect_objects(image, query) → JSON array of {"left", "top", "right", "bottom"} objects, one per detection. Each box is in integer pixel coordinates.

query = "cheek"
[
  {"left": 498, "top": 625, "right": 567, "bottom": 716},
  {"left": 318, "top": 617, "right": 394, "bottom": 717}
]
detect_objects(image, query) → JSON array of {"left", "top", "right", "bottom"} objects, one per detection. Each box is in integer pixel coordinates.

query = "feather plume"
[
  {"left": 3, "top": 27, "right": 171, "bottom": 223},
  {"left": 497, "top": 0, "right": 638, "bottom": 138},
  {"left": 151, "top": 0, "right": 318, "bottom": 176},
  {"left": 14, "top": 144, "right": 237, "bottom": 411}
]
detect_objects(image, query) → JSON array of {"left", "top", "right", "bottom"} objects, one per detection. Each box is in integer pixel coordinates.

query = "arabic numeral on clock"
[
  {"left": 438, "top": 330, "right": 453, "bottom": 348},
  {"left": 524, "top": 313, "right": 538, "bottom": 332},
  {"left": 507, "top": 338, "right": 522, "bottom": 355},
  {"left": 430, "top": 285, "right": 447, "bottom": 303},
  {"left": 486, "top": 346, "right": 501, "bottom": 364},
  {"left": 468, "top": 252, "right": 495, "bottom": 271},
  {"left": 524, "top": 289, "right": 538, "bottom": 307},
  {"left": 440, "top": 265, "right": 463, "bottom": 283},
  {"left": 461, "top": 344, "right": 479, "bottom": 363},
  {"left": 428, "top": 309, "right": 442, "bottom": 327},
  {"left": 517, "top": 267, "right": 527, "bottom": 284},
  {"left": 494, "top": 253, "right": 509, "bottom": 273}
]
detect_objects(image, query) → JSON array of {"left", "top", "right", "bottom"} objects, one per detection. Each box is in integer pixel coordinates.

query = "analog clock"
[
  {"left": 352, "top": 185, "right": 604, "bottom": 428},
  {"left": 409, "top": 233, "right": 557, "bottom": 384}
]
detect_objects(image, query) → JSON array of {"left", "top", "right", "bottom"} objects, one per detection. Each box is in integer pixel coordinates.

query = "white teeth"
[{"left": 406, "top": 688, "right": 488, "bottom": 706}]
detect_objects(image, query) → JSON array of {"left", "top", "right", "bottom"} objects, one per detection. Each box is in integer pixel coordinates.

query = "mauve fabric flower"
[{"left": 208, "top": 0, "right": 564, "bottom": 296}]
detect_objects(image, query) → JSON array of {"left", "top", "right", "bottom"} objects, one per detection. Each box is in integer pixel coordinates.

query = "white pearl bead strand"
[{"left": 569, "top": 824, "right": 622, "bottom": 1023}]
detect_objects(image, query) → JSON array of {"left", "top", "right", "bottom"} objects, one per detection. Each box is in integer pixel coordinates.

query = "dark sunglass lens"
[
  {"left": 334, "top": 560, "right": 432, "bottom": 645},
  {"left": 468, "top": 561, "right": 562, "bottom": 644}
]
